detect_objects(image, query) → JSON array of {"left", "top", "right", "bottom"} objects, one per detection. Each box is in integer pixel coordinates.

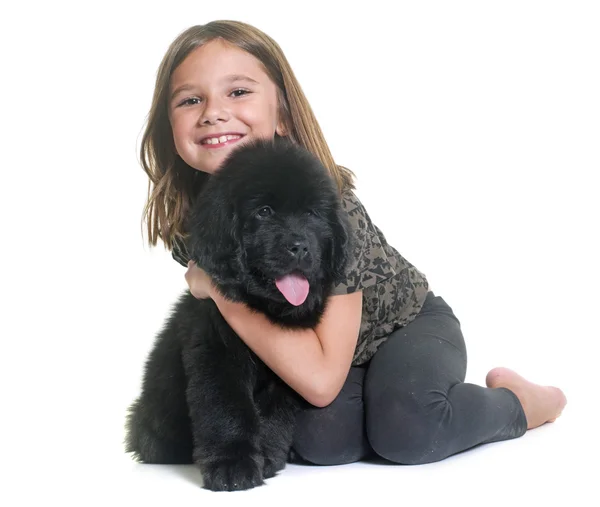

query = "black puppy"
[{"left": 125, "top": 138, "right": 351, "bottom": 491}]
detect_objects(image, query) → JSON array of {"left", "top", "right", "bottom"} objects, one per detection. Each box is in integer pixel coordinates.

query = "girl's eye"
[
  {"left": 231, "top": 89, "right": 250, "bottom": 98},
  {"left": 179, "top": 97, "right": 201, "bottom": 107},
  {"left": 256, "top": 206, "right": 273, "bottom": 218},
  {"left": 177, "top": 90, "right": 248, "bottom": 107}
]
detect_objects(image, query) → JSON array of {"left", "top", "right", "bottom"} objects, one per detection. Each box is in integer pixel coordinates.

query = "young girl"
[{"left": 140, "top": 20, "right": 566, "bottom": 466}]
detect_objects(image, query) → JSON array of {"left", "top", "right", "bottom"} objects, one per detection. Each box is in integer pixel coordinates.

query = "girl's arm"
[{"left": 210, "top": 287, "right": 363, "bottom": 408}]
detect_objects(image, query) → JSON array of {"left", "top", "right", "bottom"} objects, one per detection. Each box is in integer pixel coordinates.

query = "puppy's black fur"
[{"left": 125, "top": 138, "right": 352, "bottom": 491}]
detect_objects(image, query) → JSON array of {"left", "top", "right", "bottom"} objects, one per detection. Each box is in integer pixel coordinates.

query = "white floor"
[
  {"left": 117, "top": 417, "right": 591, "bottom": 506},
  {"left": 7, "top": 401, "right": 588, "bottom": 507}
]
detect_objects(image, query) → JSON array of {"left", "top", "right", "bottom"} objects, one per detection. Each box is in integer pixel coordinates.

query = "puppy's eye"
[{"left": 256, "top": 206, "right": 273, "bottom": 218}]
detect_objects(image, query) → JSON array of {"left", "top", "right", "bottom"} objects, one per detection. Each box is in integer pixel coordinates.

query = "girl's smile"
[{"left": 198, "top": 132, "right": 245, "bottom": 149}]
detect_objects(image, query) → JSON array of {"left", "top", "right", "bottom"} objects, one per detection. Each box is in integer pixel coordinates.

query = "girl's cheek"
[{"left": 172, "top": 116, "right": 191, "bottom": 137}]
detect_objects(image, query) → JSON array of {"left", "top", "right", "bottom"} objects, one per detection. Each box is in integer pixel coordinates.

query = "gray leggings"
[{"left": 291, "top": 291, "right": 527, "bottom": 465}]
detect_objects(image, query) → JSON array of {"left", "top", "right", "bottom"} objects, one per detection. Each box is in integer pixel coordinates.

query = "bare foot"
[{"left": 486, "top": 367, "right": 567, "bottom": 430}]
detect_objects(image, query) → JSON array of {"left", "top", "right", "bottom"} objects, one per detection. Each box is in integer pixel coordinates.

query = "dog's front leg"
[
  {"left": 256, "top": 379, "right": 303, "bottom": 479},
  {"left": 182, "top": 319, "right": 264, "bottom": 492}
]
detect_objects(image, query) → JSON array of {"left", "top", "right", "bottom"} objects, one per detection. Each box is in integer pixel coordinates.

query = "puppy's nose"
[{"left": 287, "top": 240, "right": 309, "bottom": 259}]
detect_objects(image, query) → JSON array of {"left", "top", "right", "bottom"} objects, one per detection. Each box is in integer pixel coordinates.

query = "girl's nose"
[{"left": 199, "top": 96, "right": 230, "bottom": 125}]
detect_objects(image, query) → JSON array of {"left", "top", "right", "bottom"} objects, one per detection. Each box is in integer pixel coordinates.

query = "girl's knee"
[
  {"left": 292, "top": 390, "right": 368, "bottom": 465},
  {"left": 367, "top": 391, "right": 451, "bottom": 465},
  {"left": 368, "top": 414, "right": 447, "bottom": 464},
  {"left": 292, "top": 437, "right": 367, "bottom": 466},
  {"left": 292, "top": 418, "right": 368, "bottom": 465}
]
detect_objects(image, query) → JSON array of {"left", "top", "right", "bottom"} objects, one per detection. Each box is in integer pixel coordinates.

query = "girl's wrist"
[
  {"left": 209, "top": 283, "right": 227, "bottom": 303},
  {"left": 207, "top": 282, "right": 218, "bottom": 301}
]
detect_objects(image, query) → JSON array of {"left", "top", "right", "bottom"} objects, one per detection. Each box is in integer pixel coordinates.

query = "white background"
[{"left": 1, "top": 1, "right": 598, "bottom": 505}]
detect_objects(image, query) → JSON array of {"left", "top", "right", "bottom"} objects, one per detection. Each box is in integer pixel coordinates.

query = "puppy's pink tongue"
[{"left": 275, "top": 273, "right": 309, "bottom": 306}]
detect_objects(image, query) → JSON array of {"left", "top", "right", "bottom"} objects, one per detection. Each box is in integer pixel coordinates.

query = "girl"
[{"left": 140, "top": 20, "right": 566, "bottom": 466}]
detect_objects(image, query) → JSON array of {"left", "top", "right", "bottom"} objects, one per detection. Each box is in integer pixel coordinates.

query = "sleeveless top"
[{"left": 171, "top": 189, "right": 430, "bottom": 366}]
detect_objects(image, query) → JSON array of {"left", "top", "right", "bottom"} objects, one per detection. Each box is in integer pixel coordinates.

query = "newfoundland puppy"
[{"left": 125, "top": 138, "right": 351, "bottom": 491}]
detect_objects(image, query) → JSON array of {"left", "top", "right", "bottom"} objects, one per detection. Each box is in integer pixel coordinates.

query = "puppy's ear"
[
  {"left": 327, "top": 204, "right": 352, "bottom": 283},
  {"left": 186, "top": 187, "right": 241, "bottom": 283}
]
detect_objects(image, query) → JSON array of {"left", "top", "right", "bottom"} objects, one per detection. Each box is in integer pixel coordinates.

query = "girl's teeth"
[{"left": 205, "top": 135, "right": 241, "bottom": 145}]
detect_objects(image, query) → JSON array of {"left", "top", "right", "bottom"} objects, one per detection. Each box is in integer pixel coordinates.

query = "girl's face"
[{"left": 169, "top": 39, "right": 286, "bottom": 175}]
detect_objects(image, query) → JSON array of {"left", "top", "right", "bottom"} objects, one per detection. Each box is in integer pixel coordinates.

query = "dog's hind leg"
[
  {"left": 124, "top": 326, "right": 193, "bottom": 464},
  {"left": 125, "top": 397, "right": 193, "bottom": 464}
]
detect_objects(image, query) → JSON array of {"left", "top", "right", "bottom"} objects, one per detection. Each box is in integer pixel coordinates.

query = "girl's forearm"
[{"left": 210, "top": 290, "right": 334, "bottom": 407}]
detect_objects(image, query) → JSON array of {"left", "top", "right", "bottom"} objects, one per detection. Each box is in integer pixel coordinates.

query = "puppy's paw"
[{"left": 202, "top": 455, "right": 264, "bottom": 492}]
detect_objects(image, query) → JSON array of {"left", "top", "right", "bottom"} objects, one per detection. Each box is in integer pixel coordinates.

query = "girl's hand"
[{"left": 185, "top": 260, "right": 216, "bottom": 300}]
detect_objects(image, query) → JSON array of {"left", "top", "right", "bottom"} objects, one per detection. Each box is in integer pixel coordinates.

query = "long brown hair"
[{"left": 140, "top": 20, "right": 355, "bottom": 250}]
